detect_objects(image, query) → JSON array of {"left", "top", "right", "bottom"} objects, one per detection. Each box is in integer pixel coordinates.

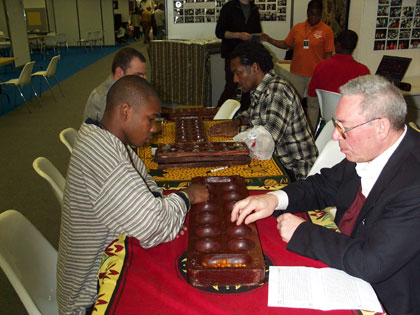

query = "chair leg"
[
  {"left": 39, "top": 76, "right": 42, "bottom": 96},
  {"left": 43, "top": 77, "right": 56, "bottom": 101},
  {"left": 16, "top": 86, "right": 31, "bottom": 113},
  {"left": 29, "top": 83, "right": 41, "bottom": 104},
  {"left": 53, "top": 76, "right": 65, "bottom": 97}
]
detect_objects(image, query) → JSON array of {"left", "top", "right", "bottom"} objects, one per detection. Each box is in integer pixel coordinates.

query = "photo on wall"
[
  {"left": 172, "top": 0, "right": 287, "bottom": 24},
  {"left": 374, "top": 0, "right": 420, "bottom": 50}
]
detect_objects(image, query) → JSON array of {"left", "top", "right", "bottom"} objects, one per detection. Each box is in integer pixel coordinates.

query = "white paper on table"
[{"left": 268, "top": 266, "right": 383, "bottom": 312}]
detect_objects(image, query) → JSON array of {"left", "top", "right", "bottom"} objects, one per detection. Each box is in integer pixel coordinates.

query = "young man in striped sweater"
[{"left": 57, "top": 75, "right": 209, "bottom": 315}]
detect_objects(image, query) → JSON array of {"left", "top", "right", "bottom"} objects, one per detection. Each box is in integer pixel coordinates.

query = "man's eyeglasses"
[{"left": 332, "top": 117, "right": 381, "bottom": 139}]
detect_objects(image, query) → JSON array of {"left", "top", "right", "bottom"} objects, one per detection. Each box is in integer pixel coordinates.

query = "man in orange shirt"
[{"left": 261, "top": 0, "right": 334, "bottom": 101}]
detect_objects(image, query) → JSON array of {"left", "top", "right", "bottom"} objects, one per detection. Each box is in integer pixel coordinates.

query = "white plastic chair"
[
  {"left": 307, "top": 139, "right": 345, "bottom": 177},
  {"left": 316, "top": 89, "right": 341, "bottom": 122},
  {"left": 41, "top": 35, "right": 58, "bottom": 56},
  {"left": 32, "top": 55, "right": 64, "bottom": 101},
  {"left": 59, "top": 127, "right": 78, "bottom": 153},
  {"left": 314, "top": 120, "right": 334, "bottom": 153},
  {"left": 90, "top": 30, "right": 104, "bottom": 47},
  {"left": 213, "top": 99, "right": 241, "bottom": 120},
  {"left": 55, "top": 33, "right": 68, "bottom": 52},
  {"left": 0, "top": 61, "right": 39, "bottom": 112},
  {"left": 32, "top": 157, "right": 65, "bottom": 206},
  {"left": 307, "top": 139, "right": 345, "bottom": 219},
  {"left": 77, "top": 31, "right": 92, "bottom": 52},
  {"left": 314, "top": 89, "right": 341, "bottom": 137},
  {"left": 0, "top": 210, "right": 58, "bottom": 315}
]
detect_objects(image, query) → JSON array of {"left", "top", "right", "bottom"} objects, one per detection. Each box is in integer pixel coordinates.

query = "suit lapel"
[{"left": 355, "top": 127, "right": 416, "bottom": 227}]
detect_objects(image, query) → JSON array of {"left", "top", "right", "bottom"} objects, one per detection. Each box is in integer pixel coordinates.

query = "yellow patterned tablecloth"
[{"left": 137, "top": 120, "right": 290, "bottom": 190}]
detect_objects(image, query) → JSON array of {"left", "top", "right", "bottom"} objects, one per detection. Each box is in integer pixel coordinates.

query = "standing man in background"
[
  {"left": 215, "top": 0, "right": 262, "bottom": 111},
  {"left": 131, "top": 7, "right": 142, "bottom": 40},
  {"left": 261, "top": 0, "right": 334, "bottom": 102},
  {"left": 154, "top": 3, "right": 165, "bottom": 40},
  {"left": 142, "top": 7, "right": 153, "bottom": 43}
]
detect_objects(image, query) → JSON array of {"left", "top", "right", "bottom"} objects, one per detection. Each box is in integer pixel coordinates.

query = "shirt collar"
[
  {"left": 251, "top": 70, "right": 276, "bottom": 101},
  {"left": 355, "top": 125, "right": 407, "bottom": 196},
  {"left": 305, "top": 20, "right": 322, "bottom": 29}
]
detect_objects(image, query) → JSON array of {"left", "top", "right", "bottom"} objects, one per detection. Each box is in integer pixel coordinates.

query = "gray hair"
[{"left": 339, "top": 74, "right": 407, "bottom": 130}]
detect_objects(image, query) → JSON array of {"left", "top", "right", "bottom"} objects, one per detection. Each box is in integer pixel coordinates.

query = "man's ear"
[
  {"left": 120, "top": 103, "right": 130, "bottom": 121},
  {"left": 114, "top": 66, "right": 124, "bottom": 80},
  {"left": 378, "top": 118, "right": 391, "bottom": 140},
  {"left": 251, "top": 62, "right": 260, "bottom": 73}
]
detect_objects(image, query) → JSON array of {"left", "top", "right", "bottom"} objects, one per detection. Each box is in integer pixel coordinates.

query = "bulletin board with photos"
[
  {"left": 173, "top": 0, "right": 288, "bottom": 24},
  {"left": 374, "top": 0, "right": 420, "bottom": 50}
]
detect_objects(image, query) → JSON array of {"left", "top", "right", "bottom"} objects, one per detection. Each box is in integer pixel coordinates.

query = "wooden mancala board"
[
  {"left": 187, "top": 176, "right": 265, "bottom": 287},
  {"left": 161, "top": 107, "right": 219, "bottom": 121},
  {"left": 175, "top": 117, "right": 208, "bottom": 143},
  {"left": 154, "top": 142, "right": 251, "bottom": 169}
]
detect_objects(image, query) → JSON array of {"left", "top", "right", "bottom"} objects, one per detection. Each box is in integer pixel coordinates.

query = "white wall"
[
  {"left": 52, "top": 0, "right": 114, "bottom": 46},
  {"left": 53, "top": 0, "right": 79, "bottom": 45},
  {"left": 102, "top": 0, "right": 115, "bottom": 46},
  {"left": 349, "top": 0, "right": 419, "bottom": 78},
  {"left": 78, "top": 0, "right": 102, "bottom": 37},
  {"left": 4, "top": 0, "right": 31, "bottom": 67},
  {"left": 23, "top": 0, "right": 45, "bottom": 8},
  {"left": 0, "top": 0, "right": 8, "bottom": 36}
]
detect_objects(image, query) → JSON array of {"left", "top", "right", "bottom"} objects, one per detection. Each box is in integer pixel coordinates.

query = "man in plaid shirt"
[{"left": 210, "top": 41, "right": 318, "bottom": 180}]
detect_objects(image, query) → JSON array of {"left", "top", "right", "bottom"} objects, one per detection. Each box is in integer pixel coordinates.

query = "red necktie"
[{"left": 338, "top": 185, "right": 366, "bottom": 236}]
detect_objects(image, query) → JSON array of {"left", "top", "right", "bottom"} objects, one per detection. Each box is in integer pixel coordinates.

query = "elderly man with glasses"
[{"left": 231, "top": 74, "right": 420, "bottom": 315}]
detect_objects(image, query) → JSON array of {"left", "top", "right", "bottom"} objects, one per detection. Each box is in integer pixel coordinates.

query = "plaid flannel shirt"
[{"left": 238, "top": 70, "right": 318, "bottom": 180}]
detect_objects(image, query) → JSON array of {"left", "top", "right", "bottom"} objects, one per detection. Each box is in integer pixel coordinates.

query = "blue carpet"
[{"left": 0, "top": 45, "right": 121, "bottom": 116}]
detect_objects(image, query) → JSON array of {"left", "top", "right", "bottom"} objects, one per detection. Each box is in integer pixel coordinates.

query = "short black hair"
[
  {"left": 230, "top": 41, "right": 274, "bottom": 74},
  {"left": 111, "top": 47, "right": 146, "bottom": 74},
  {"left": 336, "top": 30, "right": 359, "bottom": 53},
  {"left": 308, "top": 0, "right": 323, "bottom": 11},
  {"left": 106, "top": 75, "right": 159, "bottom": 112}
]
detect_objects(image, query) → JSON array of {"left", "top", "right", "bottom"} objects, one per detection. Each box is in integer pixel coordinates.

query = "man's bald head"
[{"left": 105, "top": 75, "right": 160, "bottom": 113}]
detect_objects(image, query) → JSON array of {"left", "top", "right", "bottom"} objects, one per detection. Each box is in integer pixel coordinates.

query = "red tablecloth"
[{"left": 94, "top": 209, "right": 384, "bottom": 315}]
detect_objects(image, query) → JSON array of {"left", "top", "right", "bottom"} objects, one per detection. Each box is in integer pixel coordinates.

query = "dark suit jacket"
[{"left": 282, "top": 126, "right": 420, "bottom": 315}]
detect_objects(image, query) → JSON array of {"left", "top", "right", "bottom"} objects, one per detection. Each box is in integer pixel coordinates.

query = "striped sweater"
[{"left": 57, "top": 122, "right": 189, "bottom": 315}]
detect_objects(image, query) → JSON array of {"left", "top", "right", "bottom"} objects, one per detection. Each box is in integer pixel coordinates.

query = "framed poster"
[{"left": 322, "top": 0, "right": 350, "bottom": 35}]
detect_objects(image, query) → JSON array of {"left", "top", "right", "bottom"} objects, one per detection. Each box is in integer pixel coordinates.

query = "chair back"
[
  {"left": 213, "top": 99, "right": 241, "bottom": 120},
  {"left": 307, "top": 139, "right": 346, "bottom": 177},
  {"left": 92, "top": 30, "right": 100, "bottom": 40},
  {"left": 32, "top": 157, "right": 65, "bottom": 205},
  {"left": 56, "top": 33, "right": 67, "bottom": 45},
  {"left": 59, "top": 127, "right": 78, "bottom": 153},
  {"left": 0, "top": 210, "right": 58, "bottom": 315},
  {"left": 17, "top": 61, "right": 36, "bottom": 87},
  {"left": 46, "top": 55, "right": 60, "bottom": 78},
  {"left": 316, "top": 89, "right": 341, "bottom": 122},
  {"left": 43, "top": 35, "right": 57, "bottom": 47},
  {"left": 85, "top": 31, "right": 92, "bottom": 40},
  {"left": 315, "top": 120, "right": 335, "bottom": 153}
]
